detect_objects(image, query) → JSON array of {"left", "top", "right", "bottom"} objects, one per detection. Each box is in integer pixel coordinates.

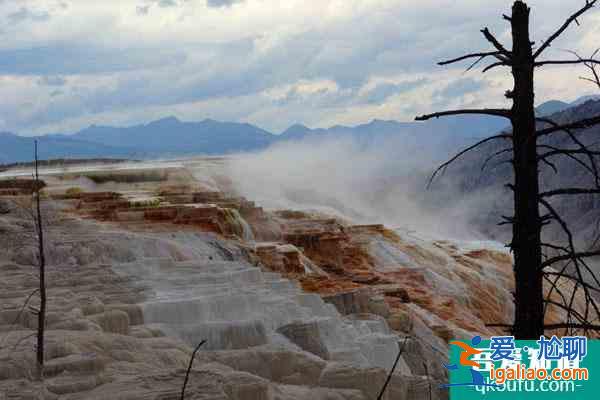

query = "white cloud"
[{"left": 0, "top": 0, "right": 598, "bottom": 134}]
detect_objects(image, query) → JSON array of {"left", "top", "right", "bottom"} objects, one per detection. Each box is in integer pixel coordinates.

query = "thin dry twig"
[{"left": 180, "top": 340, "right": 207, "bottom": 400}]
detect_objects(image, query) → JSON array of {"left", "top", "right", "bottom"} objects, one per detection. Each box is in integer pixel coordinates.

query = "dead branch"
[
  {"left": 540, "top": 188, "right": 600, "bottom": 197},
  {"left": 544, "top": 298, "right": 589, "bottom": 324},
  {"left": 541, "top": 251, "right": 600, "bottom": 268},
  {"left": 564, "top": 49, "right": 600, "bottom": 88},
  {"left": 533, "top": 0, "right": 598, "bottom": 59},
  {"left": 482, "top": 61, "right": 509, "bottom": 73},
  {"left": 544, "top": 271, "right": 600, "bottom": 294},
  {"left": 10, "top": 333, "right": 37, "bottom": 353},
  {"left": 0, "top": 289, "right": 39, "bottom": 351},
  {"left": 438, "top": 51, "right": 502, "bottom": 66},
  {"left": 544, "top": 323, "right": 600, "bottom": 330},
  {"left": 540, "top": 157, "right": 559, "bottom": 173},
  {"left": 544, "top": 262, "right": 590, "bottom": 335},
  {"left": 539, "top": 147, "right": 600, "bottom": 157},
  {"left": 427, "top": 133, "right": 512, "bottom": 187},
  {"left": 464, "top": 55, "right": 491, "bottom": 73},
  {"left": 499, "top": 215, "right": 515, "bottom": 227},
  {"left": 539, "top": 198, "right": 600, "bottom": 333},
  {"left": 481, "top": 147, "right": 513, "bottom": 172},
  {"left": 415, "top": 108, "right": 511, "bottom": 121},
  {"left": 7, "top": 289, "right": 39, "bottom": 329},
  {"left": 481, "top": 28, "right": 512, "bottom": 57},
  {"left": 180, "top": 340, "right": 206, "bottom": 400},
  {"left": 535, "top": 59, "right": 600, "bottom": 67},
  {"left": 541, "top": 242, "right": 570, "bottom": 252},
  {"left": 538, "top": 145, "right": 599, "bottom": 178},
  {"left": 536, "top": 116, "right": 600, "bottom": 187},
  {"left": 536, "top": 115, "right": 600, "bottom": 137},
  {"left": 592, "top": 217, "right": 600, "bottom": 248},
  {"left": 543, "top": 271, "right": 571, "bottom": 310}
]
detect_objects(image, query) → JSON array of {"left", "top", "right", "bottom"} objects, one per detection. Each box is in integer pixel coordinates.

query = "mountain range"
[
  {"left": 0, "top": 116, "right": 507, "bottom": 164},
  {"left": 0, "top": 95, "right": 597, "bottom": 164},
  {"left": 535, "top": 95, "right": 600, "bottom": 116}
]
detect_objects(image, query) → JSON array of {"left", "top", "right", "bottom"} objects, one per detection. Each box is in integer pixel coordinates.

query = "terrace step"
[{"left": 112, "top": 257, "right": 407, "bottom": 372}]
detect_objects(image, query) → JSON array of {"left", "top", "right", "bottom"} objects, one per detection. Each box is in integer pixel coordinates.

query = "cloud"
[
  {"left": 207, "top": 0, "right": 245, "bottom": 8},
  {"left": 158, "top": 0, "right": 178, "bottom": 7},
  {"left": 436, "top": 78, "right": 486, "bottom": 99},
  {"left": 135, "top": 0, "right": 179, "bottom": 15},
  {"left": 38, "top": 75, "right": 67, "bottom": 86},
  {"left": 7, "top": 7, "right": 50, "bottom": 24},
  {"left": 362, "top": 79, "right": 429, "bottom": 104},
  {"left": 0, "top": 0, "right": 598, "bottom": 134},
  {"left": 0, "top": 44, "right": 186, "bottom": 75}
]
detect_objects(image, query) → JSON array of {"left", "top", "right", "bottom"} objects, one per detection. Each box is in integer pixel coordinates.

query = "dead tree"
[
  {"left": 0, "top": 143, "right": 49, "bottom": 383},
  {"left": 416, "top": 1, "right": 600, "bottom": 338},
  {"left": 33, "top": 140, "right": 47, "bottom": 379}
]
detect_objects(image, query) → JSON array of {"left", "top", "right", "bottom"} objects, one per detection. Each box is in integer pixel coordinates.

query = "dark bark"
[
  {"left": 509, "top": 1, "right": 544, "bottom": 339},
  {"left": 34, "top": 140, "right": 46, "bottom": 378},
  {"left": 180, "top": 340, "right": 206, "bottom": 400}
]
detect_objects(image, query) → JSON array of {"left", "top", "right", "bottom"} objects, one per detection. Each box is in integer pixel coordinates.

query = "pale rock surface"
[
  {"left": 276, "top": 321, "right": 330, "bottom": 360},
  {"left": 0, "top": 216, "right": 414, "bottom": 399}
]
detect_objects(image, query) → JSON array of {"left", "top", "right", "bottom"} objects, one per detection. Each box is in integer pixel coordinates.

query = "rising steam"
[{"left": 224, "top": 134, "right": 502, "bottom": 240}]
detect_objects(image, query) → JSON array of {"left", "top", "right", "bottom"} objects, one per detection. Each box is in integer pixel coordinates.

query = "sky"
[{"left": 1, "top": 0, "right": 599, "bottom": 135}]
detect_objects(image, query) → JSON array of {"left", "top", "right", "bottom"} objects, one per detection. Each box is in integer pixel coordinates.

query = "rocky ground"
[{"left": 0, "top": 159, "right": 584, "bottom": 399}]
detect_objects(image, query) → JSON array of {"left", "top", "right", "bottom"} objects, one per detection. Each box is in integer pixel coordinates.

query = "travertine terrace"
[{"left": 0, "top": 159, "right": 586, "bottom": 399}]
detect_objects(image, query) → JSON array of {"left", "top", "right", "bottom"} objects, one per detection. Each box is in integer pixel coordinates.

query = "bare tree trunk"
[
  {"left": 34, "top": 140, "right": 46, "bottom": 379},
  {"left": 416, "top": 0, "right": 600, "bottom": 337},
  {"left": 510, "top": 1, "right": 544, "bottom": 339}
]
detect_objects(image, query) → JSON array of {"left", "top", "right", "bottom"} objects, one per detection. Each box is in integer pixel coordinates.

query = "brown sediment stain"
[
  {"left": 299, "top": 276, "right": 361, "bottom": 294},
  {"left": 464, "top": 249, "right": 513, "bottom": 266},
  {"left": 56, "top": 183, "right": 594, "bottom": 339}
]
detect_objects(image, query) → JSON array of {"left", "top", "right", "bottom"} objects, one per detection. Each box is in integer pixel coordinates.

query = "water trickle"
[{"left": 222, "top": 208, "right": 255, "bottom": 241}]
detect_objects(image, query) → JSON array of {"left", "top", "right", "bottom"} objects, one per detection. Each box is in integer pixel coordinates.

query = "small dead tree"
[
  {"left": 0, "top": 141, "right": 49, "bottom": 380},
  {"left": 33, "top": 140, "right": 47, "bottom": 379},
  {"left": 416, "top": 1, "right": 600, "bottom": 338}
]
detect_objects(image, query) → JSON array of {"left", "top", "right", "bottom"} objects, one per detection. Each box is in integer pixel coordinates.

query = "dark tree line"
[{"left": 416, "top": 0, "right": 600, "bottom": 338}]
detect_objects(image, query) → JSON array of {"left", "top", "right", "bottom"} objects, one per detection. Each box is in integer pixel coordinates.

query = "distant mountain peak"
[
  {"left": 367, "top": 118, "right": 397, "bottom": 126},
  {"left": 281, "top": 123, "right": 311, "bottom": 137},
  {"left": 149, "top": 116, "right": 181, "bottom": 126},
  {"left": 536, "top": 100, "right": 571, "bottom": 116},
  {"left": 290, "top": 122, "right": 309, "bottom": 129}
]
